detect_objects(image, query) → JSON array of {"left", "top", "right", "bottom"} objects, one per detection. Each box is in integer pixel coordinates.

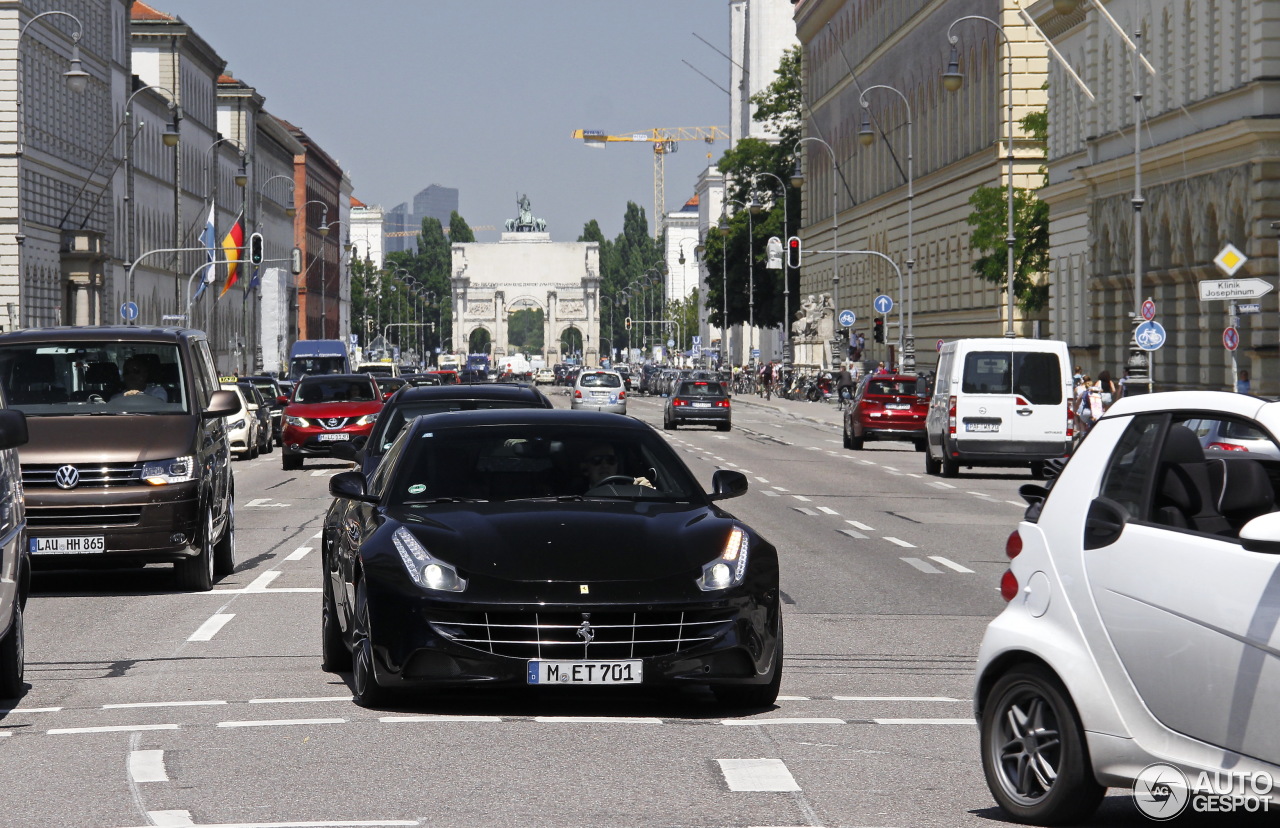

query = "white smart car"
[{"left": 976, "top": 390, "right": 1280, "bottom": 824}]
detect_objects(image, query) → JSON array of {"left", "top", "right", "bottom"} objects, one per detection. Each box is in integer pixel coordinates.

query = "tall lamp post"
[
  {"left": 319, "top": 218, "right": 351, "bottom": 341},
  {"left": 599, "top": 294, "right": 617, "bottom": 362},
  {"left": 944, "top": 17, "right": 1016, "bottom": 338},
  {"left": 791, "top": 137, "right": 840, "bottom": 357},
  {"left": 719, "top": 198, "right": 754, "bottom": 363},
  {"left": 858, "top": 84, "right": 915, "bottom": 368},
  {"left": 255, "top": 174, "right": 296, "bottom": 227},
  {"left": 750, "top": 172, "right": 790, "bottom": 361},
  {"left": 15, "top": 9, "right": 89, "bottom": 327},
  {"left": 619, "top": 288, "right": 631, "bottom": 358}
]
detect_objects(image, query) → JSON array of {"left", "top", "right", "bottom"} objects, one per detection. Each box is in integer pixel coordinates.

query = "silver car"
[{"left": 571, "top": 369, "right": 627, "bottom": 414}]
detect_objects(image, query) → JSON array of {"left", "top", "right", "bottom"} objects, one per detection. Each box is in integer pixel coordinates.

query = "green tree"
[
  {"left": 705, "top": 45, "right": 803, "bottom": 333},
  {"left": 965, "top": 108, "right": 1050, "bottom": 312},
  {"left": 507, "top": 307, "right": 544, "bottom": 352},
  {"left": 448, "top": 210, "right": 475, "bottom": 243}
]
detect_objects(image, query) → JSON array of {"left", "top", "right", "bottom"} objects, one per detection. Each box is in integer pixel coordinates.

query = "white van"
[{"left": 924, "top": 338, "right": 1073, "bottom": 478}]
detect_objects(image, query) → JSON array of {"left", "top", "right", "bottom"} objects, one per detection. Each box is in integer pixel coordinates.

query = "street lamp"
[
  {"left": 792, "top": 137, "right": 841, "bottom": 357},
  {"left": 944, "top": 17, "right": 1017, "bottom": 337},
  {"left": 750, "top": 172, "right": 791, "bottom": 360},
  {"left": 719, "top": 199, "right": 754, "bottom": 363},
  {"left": 319, "top": 218, "right": 352, "bottom": 341},
  {"left": 256, "top": 174, "right": 296, "bottom": 226},
  {"left": 619, "top": 288, "right": 631, "bottom": 358},
  {"left": 858, "top": 84, "right": 916, "bottom": 368},
  {"left": 15, "top": 9, "right": 89, "bottom": 327}
]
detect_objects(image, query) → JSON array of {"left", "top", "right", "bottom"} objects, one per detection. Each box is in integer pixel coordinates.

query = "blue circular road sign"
[
  {"left": 873, "top": 294, "right": 894, "bottom": 315},
  {"left": 838, "top": 309, "right": 856, "bottom": 327},
  {"left": 120, "top": 301, "right": 139, "bottom": 321},
  {"left": 1135, "top": 320, "right": 1166, "bottom": 351}
]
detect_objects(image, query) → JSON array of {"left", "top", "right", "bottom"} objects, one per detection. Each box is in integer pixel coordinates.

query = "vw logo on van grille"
[{"left": 54, "top": 465, "right": 80, "bottom": 489}]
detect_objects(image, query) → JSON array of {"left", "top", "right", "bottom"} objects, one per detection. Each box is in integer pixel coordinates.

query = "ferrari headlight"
[
  {"left": 697, "top": 526, "right": 750, "bottom": 591},
  {"left": 353, "top": 413, "right": 378, "bottom": 426},
  {"left": 141, "top": 455, "right": 196, "bottom": 486},
  {"left": 392, "top": 526, "right": 466, "bottom": 592},
  {"left": 285, "top": 415, "right": 310, "bottom": 427}
]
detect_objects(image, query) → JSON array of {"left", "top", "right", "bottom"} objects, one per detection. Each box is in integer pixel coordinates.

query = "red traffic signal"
[
  {"left": 786, "top": 236, "right": 802, "bottom": 269},
  {"left": 873, "top": 317, "right": 884, "bottom": 343}
]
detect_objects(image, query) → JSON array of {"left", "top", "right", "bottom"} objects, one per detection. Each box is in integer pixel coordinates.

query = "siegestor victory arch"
[{"left": 450, "top": 228, "right": 601, "bottom": 366}]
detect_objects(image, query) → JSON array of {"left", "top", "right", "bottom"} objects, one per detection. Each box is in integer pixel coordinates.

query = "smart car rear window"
[{"left": 580, "top": 373, "right": 622, "bottom": 388}]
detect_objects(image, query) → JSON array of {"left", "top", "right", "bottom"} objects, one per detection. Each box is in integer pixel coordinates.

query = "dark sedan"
[
  {"left": 321, "top": 409, "right": 782, "bottom": 709},
  {"left": 664, "top": 380, "right": 731, "bottom": 431},
  {"left": 332, "top": 381, "right": 554, "bottom": 479}
]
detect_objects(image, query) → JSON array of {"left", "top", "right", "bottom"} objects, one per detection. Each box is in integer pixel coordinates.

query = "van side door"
[{"left": 191, "top": 339, "right": 232, "bottom": 522}]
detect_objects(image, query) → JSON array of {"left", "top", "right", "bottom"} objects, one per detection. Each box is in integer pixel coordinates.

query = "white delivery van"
[{"left": 924, "top": 338, "right": 1073, "bottom": 478}]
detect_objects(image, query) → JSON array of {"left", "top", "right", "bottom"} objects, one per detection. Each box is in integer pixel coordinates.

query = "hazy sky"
[{"left": 153, "top": 0, "right": 732, "bottom": 241}]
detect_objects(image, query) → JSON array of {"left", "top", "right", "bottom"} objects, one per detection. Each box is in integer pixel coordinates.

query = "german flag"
[{"left": 218, "top": 213, "right": 245, "bottom": 299}]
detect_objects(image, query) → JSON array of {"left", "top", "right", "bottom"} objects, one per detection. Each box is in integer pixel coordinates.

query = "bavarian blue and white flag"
[{"left": 193, "top": 202, "right": 217, "bottom": 302}]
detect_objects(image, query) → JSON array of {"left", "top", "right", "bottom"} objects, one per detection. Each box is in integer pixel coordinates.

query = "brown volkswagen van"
[{"left": 0, "top": 327, "right": 241, "bottom": 591}]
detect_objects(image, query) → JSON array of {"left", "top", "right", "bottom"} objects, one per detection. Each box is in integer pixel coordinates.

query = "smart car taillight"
[
  {"left": 1000, "top": 570, "right": 1019, "bottom": 601},
  {"left": 1207, "top": 442, "right": 1247, "bottom": 451},
  {"left": 1005, "top": 530, "right": 1022, "bottom": 559},
  {"left": 574, "top": 389, "right": 582, "bottom": 399}
]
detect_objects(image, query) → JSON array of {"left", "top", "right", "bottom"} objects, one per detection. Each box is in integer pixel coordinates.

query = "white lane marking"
[
  {"left": 380, "top": 715, "right": 502, "bottom": 723},
  {"left": 857, "top": 459, "right": 876, "bottom": 465},
  {"left": 105, "top": 700, "right": 227, "bottom": 709},
  {"left": 243, "top": 497, "right": 289, "bottom": 508},
  {"left": 715, "top": 435, "right": 730, "bottom": 440},
  {"left": 738, "top": 469, "right": 752, "bottom": 474},
  {"left": 1006, "top": 500, "right": 1026, "bottom": 507},
  {"left": 0, "top": 707, "right": 62, "bottom": 713},
  {"left": 817, "top": 506, "right": 840, "bottom": 515},
  {"left": 883, "top": 466, "right": 898, "bottom": 472},
  {"left": 929, "top": 556, "right": 975, "bottom": 573},
  {"left": 839, "top": 529, "right": 868, "bottom": 540},
  {"left": 216, "top": 718, "right": 346, "bottom": 728},
  {"left": 777, "top": 695, "right": 811, "bottom": 701},
  {"left": 249, "top": 696, "right": 352, "bottom": 704},
  {"left": 310, "top": 469, "right": 342, "bottom": 477},
  {"left": 284, "top": 546, "right": 313, "bottom": 561},
  {"left": 246, "top": 571, "right": 281, "bottom": 591},
  {"left": 825, "top": 439, "right": 842, "bottom": 444},
  {"left": 311, "top": 531, "right": 323, "bottom": 539},
  {"left": 725, "top": 462, "right": 739, "bottom": 468},
  {"left": 212, "top": 572, "right": 321, "bottom": 594},
  {"left": 967, "top": 491, "right": 992, "bottom": 498},
  {"left": 873, "top": 718, "right": 976, "bottom": 725},
  {"left": 794, "top": 507, "right": 818, "bottom": 516},
  {"left": 188, "top": 613, "right": 235, "bottom": 642},
  {"left": 49, "top": 724, "right": 179, "bottom": 735},
  {"left": 884, "top": 537, "right": 916, "bottom": 548},
  {"left": 713, "top": 456, "right": 725, "bottom": 461},
  {"left": 834, "top": 696, "right": 964, "bottom": 702},
  {"left": 805, "top": 446, "right": 822, "bottom": 451},
  {"left": 792, "top": 495, "right": 811, "bottom": 502},
  {"left": 905, "top": 473, "right": 922, "bottom": 478},
  {"left": 721, "top": 718, "right": 845, "bottom": 726},
  {"left": 885, "top": 470, "right": 904, "bottom": 476},
  {"left": 762, "top": 490, "right": 780, "bottom": 497},
  {"left": 146, "top": 812, "right": 194, "bottom": 827},
  {"left": 755, "top": 477, "right": 769, "bottom": 483},
  {"left": 128, "top": 749, "right": 169, "bottom": 783},
  {"left": 901, "top": 557, "right": 942, "bottom": 573},
  {"left": 142, "top": 818, "right": 416, "bottom": 828},
  {"left": 932, "top": 481, "right": 956, "bottom": 488},
  {"left": 846, "top": 520, "right": 874, "bottom": 531},
  {"left": 718, "top": 758, "right": 801, "bottom": 792},
  {"left": 772, "top": 486, "right": 790, "bottom": 492},
  {"left": 533, "top": 716, "right": 662, "bottom": 724}
]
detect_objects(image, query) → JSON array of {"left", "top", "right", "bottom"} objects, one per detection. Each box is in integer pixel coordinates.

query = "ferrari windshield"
[{"left": 390, "top": 424, "right": 703, "bottom": 504}]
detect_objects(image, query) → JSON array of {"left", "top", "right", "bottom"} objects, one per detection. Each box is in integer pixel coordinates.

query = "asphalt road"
[{"left": 1, "top": 388, "right": 1173, "bottom": 827}]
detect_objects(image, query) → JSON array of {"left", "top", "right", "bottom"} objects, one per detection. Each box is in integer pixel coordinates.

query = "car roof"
[
  {"left": 0, "top": 325, "right": 203, "bottom": 344},
  {"left": 407, "top": 407, "right": 649, "bottom": 431},
  {"left": 864, "top": 373, "right": 919, "bottom": 383},
  {"left": 296, "top": 373, "right": 376, "bottom": 383},
  {"left": 389, "top": 382, "right": 552, "bottom": 406}
]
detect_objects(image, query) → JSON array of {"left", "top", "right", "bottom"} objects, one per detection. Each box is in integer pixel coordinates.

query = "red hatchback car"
[
  {"left": 842, "top": 373, "right": 929, "bottom": 451},
  {"left": 282, "top": 374, "right": 382, "bottom": 470}
]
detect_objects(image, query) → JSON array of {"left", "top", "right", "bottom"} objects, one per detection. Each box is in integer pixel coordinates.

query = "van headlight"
[
  {"left": 142, "top": 455, "right": 196, "bottom": 486},
  {"left": 392, "top": 527, "right": 466, "bottom": 592},
  {"left": 697, "top": 526, "right": 749, "bottom": 591}
]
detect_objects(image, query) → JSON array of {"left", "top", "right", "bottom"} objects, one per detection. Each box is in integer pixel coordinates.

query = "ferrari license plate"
[
  {"left": 318, "top": 433, "right": 350, "bottom": 441},
  {"left": 31, "top": 536, "right": 104, "bottom": 554},
  {"left": 527, "top": 659, "right": 642, "bottom": 685}
]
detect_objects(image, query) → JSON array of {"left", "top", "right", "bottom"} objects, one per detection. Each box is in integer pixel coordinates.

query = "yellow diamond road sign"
[{"left": 1214, "top": 243, "right": 1248, "bottom": 277}]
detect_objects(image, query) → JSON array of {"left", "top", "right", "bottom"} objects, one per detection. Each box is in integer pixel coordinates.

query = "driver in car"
[{"left": 578, "top": 442, "right": 654, "bottom": 490}]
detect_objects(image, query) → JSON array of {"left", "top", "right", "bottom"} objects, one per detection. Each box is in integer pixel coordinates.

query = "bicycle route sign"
[
  {"left": 1135, "top": 320, "right": 1167, "bottom": 351},
  {"left": 838, "top": 309, "right": 856, "bottom": 328}
]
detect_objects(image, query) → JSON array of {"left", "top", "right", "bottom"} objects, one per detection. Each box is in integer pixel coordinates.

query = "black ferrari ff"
[{"left": 321, "top": 408, "right": 782, "bottom": 709}]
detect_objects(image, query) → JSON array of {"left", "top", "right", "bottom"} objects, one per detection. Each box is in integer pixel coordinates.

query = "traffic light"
[
  {"left": 624, "top": 316, "right": 632, "bottom": 330},
  {"left": 248, "top": 232, "right": 264, "bottom": 265},
  {"left": 873, "top": 317, "right": 884, "bottom": 343},
  {"left": 786, "top": 236, "right": 802, "bottom": 269}
]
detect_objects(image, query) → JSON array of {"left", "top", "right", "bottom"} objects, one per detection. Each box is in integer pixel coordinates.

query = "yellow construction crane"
[{"left": 572, "top": 126, "right": 728, "bottom": 237}]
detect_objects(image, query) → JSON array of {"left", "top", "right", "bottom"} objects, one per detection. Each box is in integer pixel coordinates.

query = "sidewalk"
[{"left": 729, "top": 389, "right": 845, "bottom": 429}]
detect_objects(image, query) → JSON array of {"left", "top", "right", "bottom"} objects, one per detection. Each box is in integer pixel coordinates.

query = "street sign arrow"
[{"left": 1198, "top": 278, "right": 1274, "bottom": 302}]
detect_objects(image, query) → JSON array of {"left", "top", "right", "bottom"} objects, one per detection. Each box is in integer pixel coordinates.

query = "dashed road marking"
[
  {"left": 762, "top": 490, "right": 780, "bottom": 497},
  {"left": 721, "top": 718, "right": 845, "bottom": 726},
  {"left": 284, "top": 546, "right": 313, "bottom": 561},
  {"left": 147, "top": 811, "right": 194, "bottom": 827},
  {"left": 128, "top": 749, "right": 168, "bottom": 783},
  {"left": 243, "top": 498, "right": 289, "bottom": 509},
  {"left": 249, "top": 696, "right": 352, "bottom": 704},
  {"left": 929, "top": 556, "right": 975, "bottom": 573},
  {"left": 873, "top": 718, "right": 975, "bottom": 725},
  {"left": 105, "top": 700, "right": 226, "bottom": 710},
  {"left": 835, "top": 696, "right": 963, "bottom": 702},
  {"left": 772, "top": 486, "right": 789, "bottom": 492},
  {"left": 846, "top": 520, "right": 874, "bottom": 531},
  {"left": 967, "top": 491, "right": 992, "bottom": 498},
  {"left": 188, "top": 613, "right": 235, "bottom": 642},
  {"left": 793, "top": 507, "right": 818, "bottom": 516},
  {"left": 754, "top": 477, "right": 769, "bottom": 483},
  {"left": 884, "top": 537, "right": 916, "bottom": 548},
  {"left": 901, "top": 557, "right": 942, "bottom": 573},
  {"left": 718, "top": 758, "right": 801, "bottom": 792},
  {"left": 839, "top": 529, "right": 868, "bottom": 539},
  {"left": 533, "top": 716, "right": 662, "bottom": 724},
  {"left": 216, "top": 718, "right": 346, "bottom": 729},
  {"left": 930, "top": 481, "right": 955, "bottom": 489},
  {"left": 1006, "top": 500, "right": 1025, "bottom": 507},
  {"left": 49, "top": 724, "right": 179, "bottom": 735},
  {"left": 381, "top": 715, "right": 502, "bottom": 723},
  {"left": 792, "top": 495, "right": 812, "bottom": 502},
  {"left": 817, "top": 506, "right": 840, "bottom": 515}
]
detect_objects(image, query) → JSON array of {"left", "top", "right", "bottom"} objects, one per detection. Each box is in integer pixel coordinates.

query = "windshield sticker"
[{"left": 408, "top": 484, "right": 426, "bottom": 495}]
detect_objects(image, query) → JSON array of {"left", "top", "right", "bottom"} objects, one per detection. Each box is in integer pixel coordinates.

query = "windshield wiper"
[{"left": 402, "top": 497, "right": 487, "bottom": 505}]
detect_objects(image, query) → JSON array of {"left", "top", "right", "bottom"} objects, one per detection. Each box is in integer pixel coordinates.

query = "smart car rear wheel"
[
  {"left": 0, "top": 601, "right": 24, "bottom": 698},
  {"left": 981, "top": 665, "right": 1103, "bottom": 825},
  {"left": 351, "top": 578, "right": 390, "bottom": 707}
]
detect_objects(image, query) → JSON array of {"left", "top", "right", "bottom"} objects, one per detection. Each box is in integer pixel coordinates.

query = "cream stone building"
[
  {"left": 793, "top": 0, "right": 1048, "bottom": 371},
  {"left": 1030, "top": 0, "right": 1280, "bottom": 394}
]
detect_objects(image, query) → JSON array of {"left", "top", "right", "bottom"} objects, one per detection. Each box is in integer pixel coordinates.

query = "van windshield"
[
  {"left": 962, "top": 351, "right": 1062, "bottom": 404},
  {"left": 0, "top": 343, "right": 189, "bottom": 415},
  {"left": 288, "top": 356, "right": 347, "bottom": 380}
]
